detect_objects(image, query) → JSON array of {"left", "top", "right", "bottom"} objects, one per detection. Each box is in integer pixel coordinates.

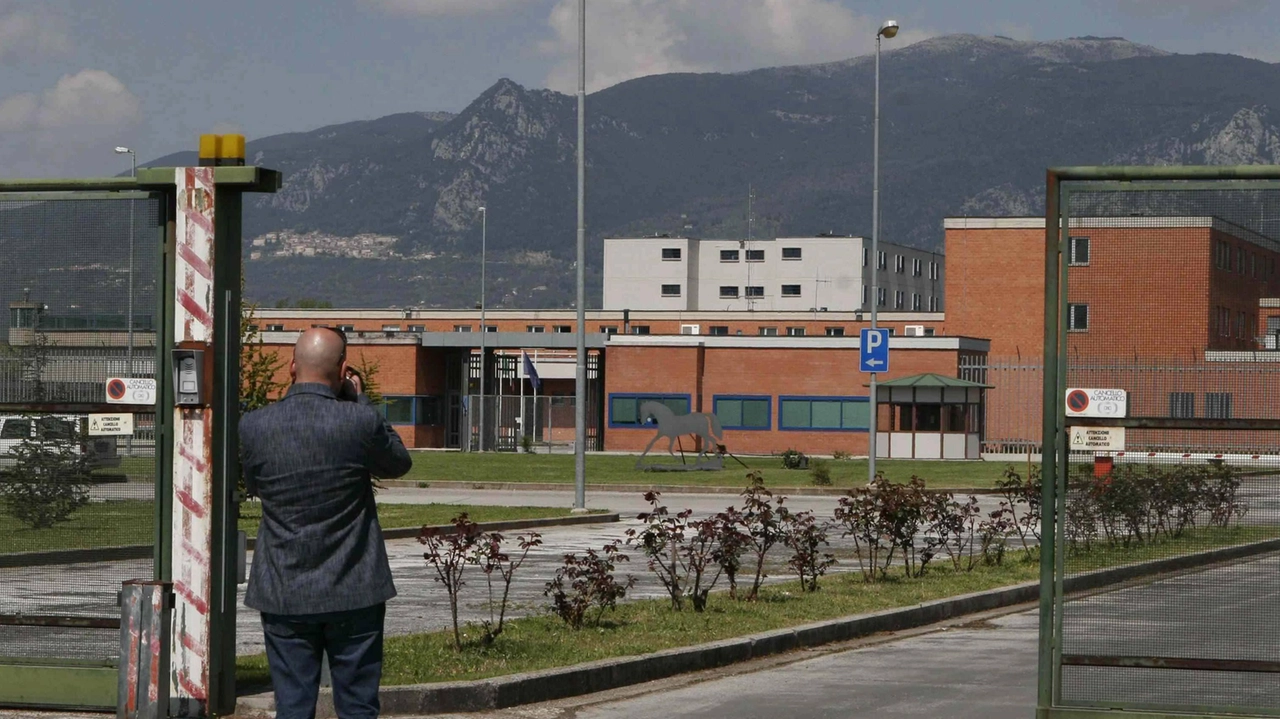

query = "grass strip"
[
  {"left": 0, "top": 502, "right": 591, "bottom": 555},
  {"left": 402, "top": 453, "right": 1019, "bottom": 490},
  {"left": 236, "top": 525, "right": 1275, "bottom": 687}
]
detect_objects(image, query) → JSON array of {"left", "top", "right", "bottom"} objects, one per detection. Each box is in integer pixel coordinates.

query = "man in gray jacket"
[{"left": 240, "top": 327, "right": 412, "bottom": 719}]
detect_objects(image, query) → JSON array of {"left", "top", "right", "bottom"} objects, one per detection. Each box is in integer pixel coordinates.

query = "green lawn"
[
  {"left": 236, "top": 525, "right": 1275, "bottom": 688},
  {"left": 404, "top": 452, "right": 1023, "bottom": 490},
  {"left": 0, "top": 502, "right": 592, "bottom": 555}
]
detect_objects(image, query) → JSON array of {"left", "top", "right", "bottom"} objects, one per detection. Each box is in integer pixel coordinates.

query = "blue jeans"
[{"left": 261, "top": 603, "right": 385, "bottom": 719}]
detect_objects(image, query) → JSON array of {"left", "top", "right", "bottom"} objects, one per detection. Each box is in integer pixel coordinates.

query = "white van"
[{"left": 0, "top": 414, "right": 121, "bottom": 470}]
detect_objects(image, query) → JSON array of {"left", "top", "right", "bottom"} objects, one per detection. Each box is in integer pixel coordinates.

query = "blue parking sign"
[{"left": 860, "top": 328, "right": 890, "bottom": 373}]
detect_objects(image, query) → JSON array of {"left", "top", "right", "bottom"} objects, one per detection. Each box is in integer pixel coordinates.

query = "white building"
[{"left": 603, "top": 235, "right": 944, "bottom": 313}]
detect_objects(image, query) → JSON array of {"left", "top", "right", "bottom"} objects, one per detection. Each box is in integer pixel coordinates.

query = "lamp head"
[
  {"left": 114, "top": 146, "right": 133, "bottom": 154},
  {"left": 879, "top": 20, "right": 899, "bottom": 38},
  {"left": 478, "top": 206, "right": 486, "bottom": 213}
]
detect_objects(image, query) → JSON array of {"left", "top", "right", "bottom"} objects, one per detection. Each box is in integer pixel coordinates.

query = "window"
[
  {"left": 526, "top": 325, "right": 545, "bottom": 333},
  {"left": 1207, "top": 393, "right": 1232, "bottom": 419},
  {"left": 924, "top": 327, "right": 936, "bottom": 336},
  {"left": 714, "top": 396, "right": 771, "bottom": 430},
  {"left": 382, "top": 396, "right": 444, "bottom": 426},
  {"left": 1068, "top": 304, "right": 1089, "bottom": 331},
  {"left": 912, "top": 258, "right": 922, "bottom": 277},
  {"left": 877, "top": 287, "right": 886, "bottom": 307},
  {"left": 1069, "top": 236, "right": 1090, "bottom": 266},
  {"left": 483, "top": 325, "right": 497, "bottom": 333},
  {"left": 1169, "top": 392, "right": 1195, "bottom": 419},
  {"left": 454, "top": 325, "right": 472, "bottom": 332},
  {"left": 1237, "top": 247, "right": 1245, "bottom": 274},
  {"left": 382, "top": 324, "right": 401, "bottom": 332},
  {"left": 745, "top": 286, "right": 765, "bottom": 298},
  {"left": 36, "top": 417, "right": 74, "bottom": 441},
  {"left": 895, "top": 255, "right": 905, "bottom": 274},
  {"left": 600, "top": 325, "right": 619, "bottom": 334},
  {"left": 554, "top": 325, "right": 572, "bottom": 333},
  {"left": 877, "top": 251, "right": 887, "bottom": 269},
  {"left": 610, "top": 394, "right": 690, "bottom": 427},
  {"left": 0, "top": 419, "right": 31, "bottom": 439},
  {"left": 720, "top": 285, "right": 739, "bottom": 299},
  {"left": 894, "top": 290, "right": 904, "bottom": 309},
  {"left": 721, "top": 249, "right": 740, "bottom": 262},
  {"left": 337, "top": 325, "right": 354, "bottom": 332},
  {"left": 786, "top": 327, "right": 806, "bottom": 336},
  {"left": 247, "top": 324, "right": 259, "bottom": 332},
  {"left": 265, "top": 324, "right": 284, "bottom": 332},
  {"left": 662, "top": 247, "right": 682, "bottom": 260},
  {"left": 929, "top": 261, "right": 939, "bottom": 280},
  {"left": 1237, "top": 311, "right": 1247, "bottom": 339},
  {"left": 929, "top": 296, "right": 940, "bottom": 312},
  {"left": 746, "top": 249, "right": 765, "bottom": 262},
  {"left": 863, "top": 247, "right": 869, "bottom": 267},
  {"left": 826, "top": 327, "right": 845, "bottom": 337},
  {"left": 631, "top": 325, "right": 651, "bottom": 335},
  {"left": 782, "top": 247, "right": 802, "bottom": 260},
  {"left": 408, "top": 324, "right": 425, "bottom": 332},
  {"left": 912, "top": 293, "right": 921, "bottom": 311},
  {"left": 709, "top": 325, "right": 729, "bottom": 336},
  {"left": 661, "top": 284, "right": 681, "bottom": 297},
  {"left": 779, "top": 397, "right": 870, "bottom": 431},
  {"left": 781, "top": 284, "right": 802, "bottom": 297},
  {"left": 862, "top": 286, "right": 869, "bottom": 305},
  {"left": 759, "top": 327, "right": 778, "bottom": 336}
]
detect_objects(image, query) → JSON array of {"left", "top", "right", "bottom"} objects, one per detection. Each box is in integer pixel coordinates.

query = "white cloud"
[
  {"left": 540, "top": 0, "right": 935, "bottom": 92},
  {"left": 0, "top": 5, "right": 71, "bottom": 61},
  {"left": 0, "top": 70, "right": 141, "bottom": 132},
  {"left": 364, "top": 0, "right": 525, "bottom": 16}
]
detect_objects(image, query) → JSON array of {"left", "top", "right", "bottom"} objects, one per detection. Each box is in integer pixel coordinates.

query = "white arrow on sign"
[{"left": 865, "top": 359, "right": 884, "bottom": 368}]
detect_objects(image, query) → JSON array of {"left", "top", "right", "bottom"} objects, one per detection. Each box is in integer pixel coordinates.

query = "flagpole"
[{"left": 520, "top": 352, "right": 526, "bottom": 448}]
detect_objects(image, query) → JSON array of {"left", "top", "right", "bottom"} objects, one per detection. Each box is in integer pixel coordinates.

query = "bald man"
[{"left": 240, "top": 327, "right": 412, "bottom": 719}]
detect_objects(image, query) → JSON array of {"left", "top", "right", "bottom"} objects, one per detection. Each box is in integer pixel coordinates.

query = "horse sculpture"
[{"left": 635, "top": 400, "right": 725, "bottom": 471}]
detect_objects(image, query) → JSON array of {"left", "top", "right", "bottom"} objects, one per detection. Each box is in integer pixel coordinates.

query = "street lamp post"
[
  {"left": 115, "top": 146, "right": 137, "bottom": 457},
  {"left": 573, "top": 0, "right": 587, "bottom": 511},
  {"left": 868, "top": 20, "right": 898, "bottom": 485},
  {"left": 478, "top": 206, "right": 487, "bottom": 452}
]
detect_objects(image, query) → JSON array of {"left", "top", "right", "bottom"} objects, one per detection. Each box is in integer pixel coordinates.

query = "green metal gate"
[
  {"left": 1040, "top": 166, "right": 1280, "bottom": 719},
  {"left": 0, "top": 161, "right": 279, "bottom": 714}
]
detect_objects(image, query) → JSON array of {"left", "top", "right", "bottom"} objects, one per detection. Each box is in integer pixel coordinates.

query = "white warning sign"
[
  {"left": 1070, "top": 426, "right": 1125, "bottom": 452},
  {"left": 88, "top": 413, "right": 134, "bottom": 436}
]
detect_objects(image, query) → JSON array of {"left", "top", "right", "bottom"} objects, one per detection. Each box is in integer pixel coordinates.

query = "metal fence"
[
  {"left": 964, "top": 356, "right": 1280, "bottom": 457},
  {"left": 463, "top": 394, "right": 598, "bottom": 453}
]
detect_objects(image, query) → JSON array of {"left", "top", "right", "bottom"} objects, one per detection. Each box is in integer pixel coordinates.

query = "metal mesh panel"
[
  {"left": 0, "top": 194, "right": 160, "bottom": 664},
  {"left": 1055, "top": 187, "right": 1280, "bottom": 714}
]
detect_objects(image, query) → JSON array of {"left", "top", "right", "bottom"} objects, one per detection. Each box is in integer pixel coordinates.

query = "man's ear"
[{"left": 289, "top": 359, "right": 297, "bottom": 383}]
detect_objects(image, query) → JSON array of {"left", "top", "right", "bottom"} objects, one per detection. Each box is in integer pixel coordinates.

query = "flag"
[{"left": 522, "top": 351, "right": 542, "bottom": 392}]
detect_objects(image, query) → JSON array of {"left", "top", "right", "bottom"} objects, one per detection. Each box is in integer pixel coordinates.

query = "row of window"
[
  {"left": 861, "top": 287, "right": 941, "bottom": 311},
  {"left": 608, "top": 394, "right": 870, "bottom": 431},
  {"left": 862, "top": 249, "right": 941, "bottom": 279},
  {"left": 662, "top": 247, "right": 805, "bottom": 262},
  {"left": 382, "top": 395, "right": 445, "bottom": 425},
  {"left": 1168, "top": 392, "right": 1233, "bottom": 419},
  {"left": 1214, "top": 239, "right": 1275, "bottom": 279},
  {"left": 1213, "top": 306, "right": 1256, "bottom": 340}
]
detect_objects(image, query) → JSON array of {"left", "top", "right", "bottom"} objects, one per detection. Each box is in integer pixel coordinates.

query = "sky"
[{"left": 1, "top": 0, "right": 1278, "bottom": 178}]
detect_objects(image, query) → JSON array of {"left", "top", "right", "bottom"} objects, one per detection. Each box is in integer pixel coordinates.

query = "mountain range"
[{"left": 87, "top": 35, "right": 1280, "bottom": 309}]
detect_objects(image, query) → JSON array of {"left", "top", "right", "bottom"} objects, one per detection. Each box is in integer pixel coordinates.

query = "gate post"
[{"left": 148, "top": 137, "right": 280, "bottom": 718}]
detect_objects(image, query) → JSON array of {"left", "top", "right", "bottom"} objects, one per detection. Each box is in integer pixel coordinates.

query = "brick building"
[{"left": 943, "top": 217, "right": 1280, "bottom": 359}]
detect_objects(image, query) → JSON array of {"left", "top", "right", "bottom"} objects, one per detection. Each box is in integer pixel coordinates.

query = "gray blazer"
[{"left": 240, "top": 382, "right": 413, "bottom": 615}]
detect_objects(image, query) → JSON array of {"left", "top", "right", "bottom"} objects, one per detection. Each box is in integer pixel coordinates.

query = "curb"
[
  {"left": 232, "top": 536, "right": 1280, "bottom": 718},
  {"left": 0, "top": 513, "right": 620, "bottom": 569},
  {"left": 380, "top": 479, "right": 1001, "bottom": 497}
]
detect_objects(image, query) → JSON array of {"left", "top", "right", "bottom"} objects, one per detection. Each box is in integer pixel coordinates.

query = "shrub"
[
  {"left": 809, "top": 459, "right": 832, "bottom": 486},
  {"left": 738, "top": 472, "right": 787, "bottom": 599},
  {"left": 780, "top": 449, "right": 808, "bottom": 470},
  {"left": 834, "top": 475, "right": 933, "bottom": 580},
  {"left": 780, "top": 508, "right": 835, "bottom": 592},
  {"left": 545, "top": 540, "right": 634, "bottom": 629},
  {"left": 626, "top": 492, "right": 695, "bottom": 611},
  {"left": 520, "top": 433, "right": 534, "bottom": 454},
  {"left": 419, "top": 514, "right": 483, "bottom": 651},
  {"left": 710, "top": 507, "right": 751, "bottom": 600},
  {"left": 831, "top": 449, "right": 853, "bottom": 461},
  {"left": 995, "top": 464, "right": 1041, "bottom": 558},
  {"left": 927, "top": 493, "right": 982, "bottom": 572},
  {"left": 0, "top": 429, "right": 90, "bottom": 530},
  {"left": 474, "top": 531, "right": 542, "bottom": 644}
]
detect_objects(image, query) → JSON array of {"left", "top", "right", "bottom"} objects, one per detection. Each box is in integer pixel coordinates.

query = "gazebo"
[{"left": 872, "top": 373, "right": 989, "bottom": 460}]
